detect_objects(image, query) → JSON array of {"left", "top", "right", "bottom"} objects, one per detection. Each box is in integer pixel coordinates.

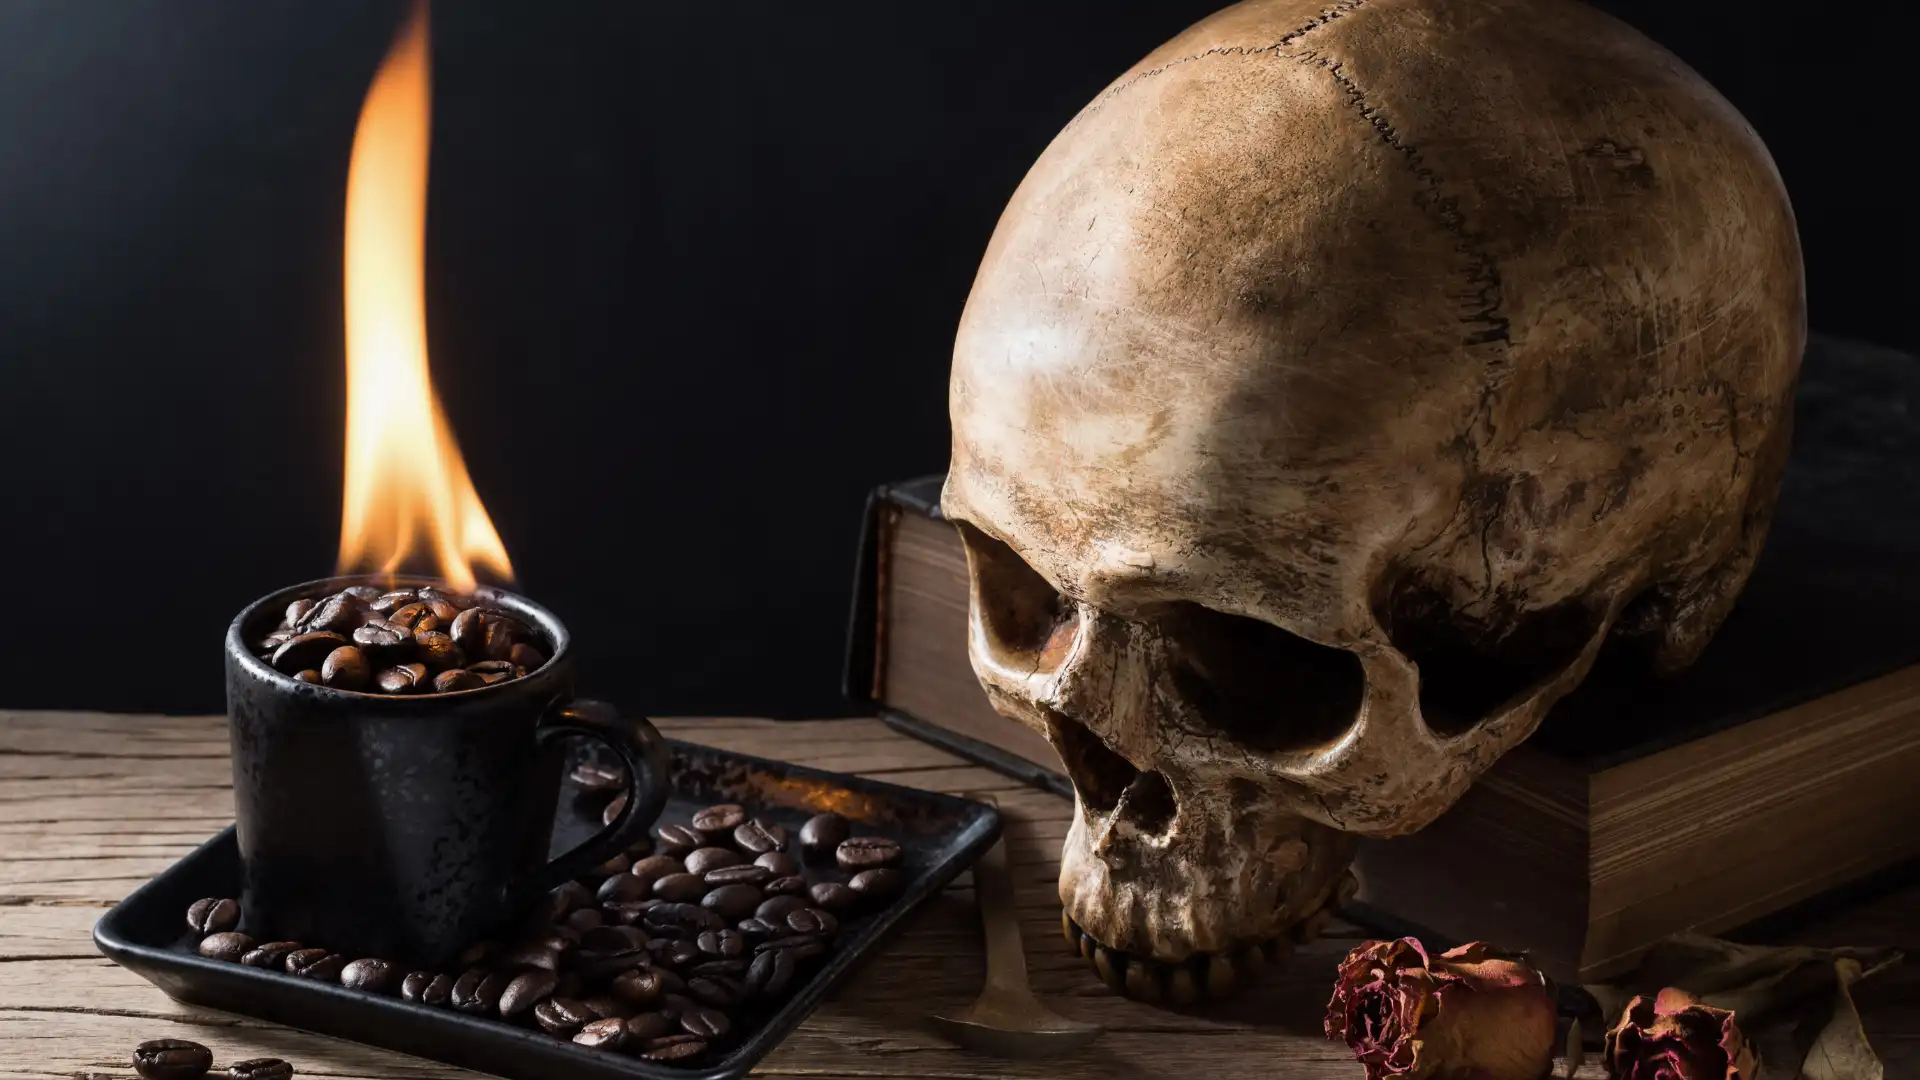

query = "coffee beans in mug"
[
  {"left": 133, "top": 1039, "right": 213, "bottom": 1080},
  {"left": 253, "top": 585, "right": 547, "bottom": 696}
]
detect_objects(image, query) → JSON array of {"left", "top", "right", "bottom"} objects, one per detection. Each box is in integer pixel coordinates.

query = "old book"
[{"left": 842, "top": 333, "right": 1920, "bottom": 983}]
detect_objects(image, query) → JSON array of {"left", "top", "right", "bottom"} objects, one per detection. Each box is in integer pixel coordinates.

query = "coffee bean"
[
  {"left": 579, "top": 994, "right": 631, "bottom": 1020},
  {"left": 631, "top": 854, "right": 683, "bottom": 882},
  {"left": 755, "top": 895, "right": 807, "bottom": 923},
  {"left": 580, "top": 925, "right": 647, "bottom": 952},
  {"left": 696, "top": 929, "right": 746, "bottom": 959},
  {"left": 534, "top": 996, "right": 596, "bottom": 1037},
  {"left": 185, "top": 897, "right": 239, "bottom": 935},
  {"left": 641, "top": 1038, "right": 709, "bottom": 1063},
  {"left": 415, "top": 630, "right": 463, "bottom": 671},
  {"left": 765, "top": 875, "right": 809, "bottom": 897},
  {"left": 799, "top": 812, "right": 850, "bottom": 860},
  {"left": 683, "top": 847, "right": 744, "bottom": 875},
  {"left": 260, "top": 630, "right": 294, "bottom": 652},
  {"left": 225, "top": 1059, "right": 293, "bottom": 1080},
  {"left": 787, "top": 907, "right": 838, "bottom": 937},
  {"left": 836, "top": 836, "right": 903, "bottom": 872},
  {"left": 457, "top": 938, "right": 501, "bottom": 967},
  {"left": 569, "top": 760, "right": 625, "bottom": 793},
  {"left": 299, "top": 593, "right": 366, "bottom": 635},
  {"left": 196, "top": 931, "right": 253, "bottom": 962},
  {"left": 755, "top": 934, "right": 828, "bottom": 960},
  {"left": 352, "top": 620, "right": 408, "bottom": 652},
  {"left": 132, "top": 1038, "right": 212, "bottom": 1080},
  {"left": 498, "top": 940, "right": 565, "bottom": 972},
  {"left": 734, "top": 818, "right": 788, "bottom": 854},
  {"left": 589, "top": 850, "right": 632, "bottom": 877},
  {"left": 374, "top": 663, "right": 428, "bottom": 693},
  {"left": 689, "top": 959, "right": 747, "bottom": 980},
  {"left": 681, "top": 1007, "right": 732, "bottom": 1040},
  {"left": 416, "top": 585, "right": 464, "bottom": 607},
  {"left": 647, "top": 937, "right": 701, "bottom": 970},
  {"left": 704, "top": 864, "right": 773, "bottom": 888},
  {"left": 809, "top": 881, "right": 859, "bottom": 912},
  {"left": 284, "top": 598, "right": 316, "bottom": 626},
  {"left": 451, "top": 967, "right": 510, "bottom": 1013},
  {"left": 292, "top": 669, "right": 321, "bottom": 684},
  {"left": 596, "top": 873, "right": 648, "bottom": 904},
  {"left": 610, "top": 967, "right": 664, "bottom": 1006},
  {"left": 386, "top": 602, "right": 432, "bottom": 631},
  {"left": 702, "top": 883, "right": 764, "bottom": 922},
  {"left": 747, "top": 945, "right": 798, "bottom": 998},
  {"left": 270, "top": 631, "right": 347, "bottom": 674},
  {"left": 449, "top": 607, "right": 490, "bottom": 652},
  {"left": 240, "top": 940, "right": 301, "bottom": 969},
  {"left": 321, "top": 646, "right": 370, "bottom": 691},
  {"left": 849, "top": 867, "right": 905, "bottom": 902},
  {"left": 339, "top": 957, "right": 396, "bottom": 993},
  {"left": 690, "top": 804, "right": 747, "bottom": 840},
  {"left": 658, "top": 991, "right": 701, "bottom": 1020},
  {"left": 371, "top": 590, "right": 416, "bottom": 613},
  {"left": 548, "top": 880, "right": 594, "bottom": 917},
  {"left": 651, "top": 872, "right": 707, "bottom": 903},
  {"left": 623, "top": 1012, "right": 676, "bottom": 1042},
  {"left": 342, "top": 584, "right": 385, "bottom": 602},
  {"left": 735, "top": 917, "right": 783, "bottom": 944},
  {"left": 289, "top": 951, "right": 346, "bottom": 981},
  {"left": 572, "top": 1017, "right": 628, "bottom": 1050},
  {"left": 755, "top": 851, "right": 799, "bottom": 876},
  {"left": 566, "top": 908, "right": 606, "bottom": 933},
  {"left": 432, "top": 668, "right": 483, "bottom": 693},
  {"left": 656, "top": 823, "right": 703, "bottom": 856},
  {"left": 510, "top": 642, "right": 546, "bottom": 670},
  {"left": 687, "top": 975, "right": 743, "bottom": 1008},
  {"left": 500, "top": 970, "right": 559, "bottom": 1017},
  {"left": 600, "top": 900, "right": 652, "bottom": 926},
  {"left": 573, "top": 946, "right": 647, "bottom": 981}
]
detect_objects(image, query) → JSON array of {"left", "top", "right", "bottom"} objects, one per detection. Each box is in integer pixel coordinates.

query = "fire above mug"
[{"left": 223, "top": 575, "right": 669, "bottom": 967}]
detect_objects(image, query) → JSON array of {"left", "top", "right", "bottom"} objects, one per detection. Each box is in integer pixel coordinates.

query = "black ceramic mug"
[{"left": 223, "top": 575, "right": 668, "bottom": 967}]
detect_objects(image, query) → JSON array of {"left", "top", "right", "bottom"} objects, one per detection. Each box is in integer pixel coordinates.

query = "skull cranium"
[{"left": 942, "top": 0, "right": 1803, "bottom": 1002}]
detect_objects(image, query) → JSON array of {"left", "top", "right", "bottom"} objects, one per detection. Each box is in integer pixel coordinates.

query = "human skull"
[{"left": 942, "top": 0, "right": 1803, "bottom": 1003}]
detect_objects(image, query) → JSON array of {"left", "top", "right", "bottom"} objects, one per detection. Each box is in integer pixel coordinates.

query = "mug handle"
[{"left": 518, "top": 698, "right": 670, "bottom": 898}]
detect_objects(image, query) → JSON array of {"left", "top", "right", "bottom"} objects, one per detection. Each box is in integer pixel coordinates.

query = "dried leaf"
[{"left": 1795, "top": 959, "right": 1882, "bottom": 1080}]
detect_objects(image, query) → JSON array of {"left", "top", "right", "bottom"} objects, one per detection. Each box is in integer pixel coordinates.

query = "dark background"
[{"left": 0, "top": 0, "right": 1908, "bottom": 718}]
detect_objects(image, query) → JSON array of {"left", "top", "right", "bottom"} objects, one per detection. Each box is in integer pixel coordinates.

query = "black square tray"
[{"left": 94, "top": 737, "right": 1002, "bottom": 1080}]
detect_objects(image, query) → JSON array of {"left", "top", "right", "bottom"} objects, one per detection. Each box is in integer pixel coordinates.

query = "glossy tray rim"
[{"left": 94, "top": 737, "right": 1003, "bottom": 1080}]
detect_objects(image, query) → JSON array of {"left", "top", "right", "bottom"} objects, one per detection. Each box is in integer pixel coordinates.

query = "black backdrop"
[{"left": 0, "top": 0, "right": 1908, "bottom": 717}]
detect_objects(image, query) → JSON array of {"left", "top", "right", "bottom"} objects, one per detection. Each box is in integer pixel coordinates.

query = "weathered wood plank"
[{"left": 0, "top": 711, "right": 1907, "bottom": 1080}]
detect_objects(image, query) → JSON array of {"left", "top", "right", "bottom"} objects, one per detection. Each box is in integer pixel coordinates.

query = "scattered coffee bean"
[
  {"left": 755, "top": 851, "right": 799, "bottom": 877},
  {"left": 566, "top": 907, "right": 606, "bottom": 933},
  {"left": 339, "top": 957, "right": 396, "bottom": 993},
  {"left": 549, "top": 880, "right": 594, "bottom": 916},
  {"left": 133, "top": 1038, "right": 212, "bottom": 1080},
  {"left": 572, "top": 1017, "right": 628, "bottom": 1050},
  {"left": 735, "top": 917, "right": 783, "bottom": 943},
  {"left": 848, "top": 867, "right": 905, "bottom": 901},
  {"left": 185, "top": 897, "right": 239, "bottom": 935},
  {"left": 755, "top": 934, "right": 827, "bottom": 961},
  {"left": 196, "top": 932, "right": 253, "bottom": 962},
  {"left": 687, "top": 975, "right": 744, "bottom": 1008},
  {"left": 681, "top": 1007, "right": 732, "bottom": 1040},
  {"left": 704, "top": 864, "right": 773, "bottom": 888},
  {"left": 836, "top": 836, "right": 903, "bottom": 872},
  {"left": 321, "top": 646, "right": 370, "bottom": 691},
  {"left": 611, "top": 967, "right": 665, "bottom": 1006},
  {"left": 690, "top": 804, "right": 747, "bottom": 840},
  {"left": 702, "top": 884, "right": 765, "bottom": 922},
  {"left": 500, "top": 970, "right": 559, "bottom": 1017},
  {"left": 649, "top": 937, "right": 702, "bottom": 968},
  {"left": 809, "top": 881, "right": 858, "bottom": 912},
  {"left": 765, "top": 875, "right": 809, "bottom": 897},
  {"left": 695, "top": 929, "right": 746, "bottom": 959},
  {"left": 288, "top": 950, "right": 346, "bottom": 981},
  {"left": 534, "top": 996, "right": 596, "bottom": 1037},
  {"left": 597, "top": 873, "right": 649, "bottom": 904},
  {"left": 641, "top": 1038, "right": 709, "bottom": 1063},
  {"left": 799, "top": 812, "right": 850, "bottom": 860},
  {"left": 580, "top": 994, "right": 631, "bottom": 1020},
  {"left": 683, "top": 847, "right": 743, "bottom": 875},
  {"left": 241, "top": 940, "right": 301, "bottom": 969},
  {"left": 755, "top": 895, "right": 807, "bottom": 923},
  {"left": 451, "top": 967, "right": 511, "bottom": 1013},
  {"left": 651, "top": 872, "right": 707, "bottom": 903},
  {"left": 656, "top": 823, "right": 703, "bottom": 855},
  {"left": 570, "top": 761, "right": 626, "bottom": 793},
  {"left": 787, "top": 906, "right": 838, "bottom": 937},
  {"left": 226, "top": 1059, "right": 293, "bottom": 1080},
  {"left": 746, "top": 946, "right": 797, "bottom": 998},
  {"left": 498, "top": 940, "right": 565, "bottom": 972},
  {"left": 624, "top": 1011, "right": 676, "bottom": 1042},
  {"left": 631, "top": 854, "right": 683, "bottom": 881},
  {"left": 733, "top": 818, "right": 788, "bottom": 855}
]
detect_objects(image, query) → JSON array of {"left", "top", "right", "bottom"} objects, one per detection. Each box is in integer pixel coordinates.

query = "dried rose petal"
[
  {"left": 1324, "top": 937, "right": 1556, "bottom": 1080},
  {"left": 1604, "top": 987, "right": 1758, "bottom": 1080}
]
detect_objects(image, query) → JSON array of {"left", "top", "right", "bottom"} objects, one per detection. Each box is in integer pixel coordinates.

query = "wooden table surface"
[{"left": 0, "top": 711, "right": 1912, "bottom": 1079}]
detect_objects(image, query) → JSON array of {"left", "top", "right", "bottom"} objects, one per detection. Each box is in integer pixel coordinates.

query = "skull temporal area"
[{"left": 942, "top": 0, "right": 1803, "bottom": 1000}]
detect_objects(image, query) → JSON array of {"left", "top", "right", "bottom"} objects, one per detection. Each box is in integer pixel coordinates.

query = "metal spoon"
[{"left": 930, "top": 829, "right": 1102, "bottom": 1058}]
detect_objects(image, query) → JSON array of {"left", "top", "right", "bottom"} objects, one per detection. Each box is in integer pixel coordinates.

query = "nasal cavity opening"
[
  {"left": 1377, "top": 580, "right": 1602, "bottom": 736},
  {"left": 956, "top": 522, "right": 1075, "bottom": 673},
  {"left": 1048, "top": 711, "right": 1139, "bottom": 815},
  {"left": 1161, "top": 602, "right": 1365, "bottom": 753}
]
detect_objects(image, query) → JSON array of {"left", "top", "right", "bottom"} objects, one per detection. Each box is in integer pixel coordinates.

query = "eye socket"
[
  {"left": 1160, "top": 602, "right": 1366, "bottom": 754},
  {"left": 1377, "top": 579, "right": 1602, "bottom": 736},
  {"left": 956, "top": 522, "right": 1076, "bottom": 672}
]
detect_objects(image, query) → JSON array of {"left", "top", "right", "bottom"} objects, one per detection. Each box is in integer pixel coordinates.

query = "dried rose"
[
  {"left": 1603, "top": 987, "right": 1759, "bottom": 1080},
  {"left": 1324, "top": 937, "right": 1556, "bottom": 1080}
]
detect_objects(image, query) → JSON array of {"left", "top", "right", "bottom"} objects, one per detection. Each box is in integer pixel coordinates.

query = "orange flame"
[{"left": 337, "top": 0, "right": 513, "bottom": 593}]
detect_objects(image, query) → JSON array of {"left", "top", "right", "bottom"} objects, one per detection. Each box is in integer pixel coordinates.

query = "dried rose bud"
[
  {"left": 1604, "top": 988, "right": 1758, "bottom": 1080},
  {"left": 1323, "top": 937, "right": 1556, "bottom": 1080}
]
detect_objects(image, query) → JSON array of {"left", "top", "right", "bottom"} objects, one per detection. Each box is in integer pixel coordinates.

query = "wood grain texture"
[{"left": 0, "top": 711, "right": 1910, "bottom": 1079}]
